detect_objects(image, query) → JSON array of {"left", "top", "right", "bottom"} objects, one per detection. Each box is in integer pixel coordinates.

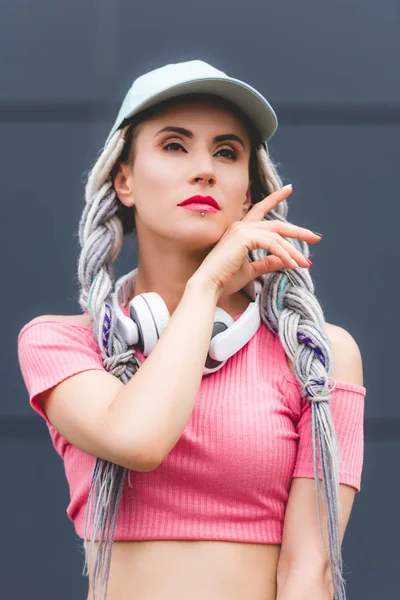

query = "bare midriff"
[{"left": 86, "top": 540, "right": 281, "bottom": 600}]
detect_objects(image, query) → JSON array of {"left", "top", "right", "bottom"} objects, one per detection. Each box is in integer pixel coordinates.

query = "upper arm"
[
  {"left": 278, "top": 324, "right": 364, "bottom": 573},
  {"left": 277, "top": 478, "right": 356, "bottom": 585},
  {"left": 18, "top": 315, "right": 156, "bottom": 472}
]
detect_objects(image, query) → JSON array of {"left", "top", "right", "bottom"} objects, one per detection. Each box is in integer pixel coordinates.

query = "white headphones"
[{"left": 111, "top": 268, "right": 262, "bottom": 375}]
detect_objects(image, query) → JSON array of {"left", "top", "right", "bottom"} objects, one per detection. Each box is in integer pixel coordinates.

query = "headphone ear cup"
[
  {"left": 204, "top": 306, "right": 233, "bottom": 371},
  {"left": 129, "top": 292, "right": 170, "bottom": 356},
  {"left": 211, "top": 307, "right": 234, "bottom": 337}
]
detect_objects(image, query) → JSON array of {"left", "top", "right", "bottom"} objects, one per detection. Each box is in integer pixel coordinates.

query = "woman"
[{"left": 17, "top": 59, "right": 366, "bottom": 600}]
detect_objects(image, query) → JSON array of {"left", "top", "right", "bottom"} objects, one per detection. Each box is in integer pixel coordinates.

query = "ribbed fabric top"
[{"left": 17, "top": 309, "right": 366, "bottom": 543}]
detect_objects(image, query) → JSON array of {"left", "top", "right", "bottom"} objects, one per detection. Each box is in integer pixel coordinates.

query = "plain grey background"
[{"left": 2, "top": 0, "right": 399, "bottom": 598}]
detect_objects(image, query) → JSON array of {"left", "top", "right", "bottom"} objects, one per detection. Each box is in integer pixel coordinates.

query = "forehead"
[{"left": 141, "top": 96, "right": 253, "bottom": 140}]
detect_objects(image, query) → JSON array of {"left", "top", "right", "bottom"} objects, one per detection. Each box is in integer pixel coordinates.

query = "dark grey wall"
[{"left": 2, "top": 1, "right": 399, "bottom": 598}]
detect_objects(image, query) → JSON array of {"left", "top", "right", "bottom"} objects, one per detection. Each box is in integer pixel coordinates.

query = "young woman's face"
[{"left": 115, "top": 98, "right": 253, "bottom": 253}]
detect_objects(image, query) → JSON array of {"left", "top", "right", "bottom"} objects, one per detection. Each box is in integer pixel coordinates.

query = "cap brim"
[{"left": 106, "top": 77, "right": 278, "bottom": 146}]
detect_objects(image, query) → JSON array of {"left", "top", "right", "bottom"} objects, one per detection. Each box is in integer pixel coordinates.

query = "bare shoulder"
[
  {"left": 324, "top": 321, "right": 361, "bottom": 355},
  {"left": 32, "top": 314, "right": 92, "bottom": 326},
  {"left": 324, "top": 321, "right": 364, "bottom": 386}
]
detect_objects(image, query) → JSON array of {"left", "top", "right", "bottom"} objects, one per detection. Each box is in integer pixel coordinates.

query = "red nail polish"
[{"left": 305, "top": 258, "right": 313, "bottom": 266}]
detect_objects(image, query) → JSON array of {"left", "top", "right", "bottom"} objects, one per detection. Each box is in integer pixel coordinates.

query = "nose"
[
  {"left": 189, "top": 156, "right": 216, "bottom": 186},
  {"left": 192, "top": 174, "right": 215, "bottom": 185}
]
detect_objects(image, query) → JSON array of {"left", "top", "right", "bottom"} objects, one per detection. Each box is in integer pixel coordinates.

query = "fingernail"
[
  {"left": 283, "top": 184, "right": 292, "bottom": 189},
  {"left": 312, "top": 231, "right": 323, "bottom": 237},
  {"left": 305, "top": 258, "right": 313, "bottom": 266}
]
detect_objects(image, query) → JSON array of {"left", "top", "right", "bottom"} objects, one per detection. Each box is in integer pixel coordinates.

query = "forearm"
[{"left": 108, "top": 275, "right": 220, "bottom": 464}]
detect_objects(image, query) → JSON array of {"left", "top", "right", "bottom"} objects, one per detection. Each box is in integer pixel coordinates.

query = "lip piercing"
[{"left": 200, "top": 212, "right": 205, "bottom": 216}]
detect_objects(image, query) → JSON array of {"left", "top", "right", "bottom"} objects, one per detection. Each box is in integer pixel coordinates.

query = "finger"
[
  {"left": 269, "top": 235, "right": 312, "bottom": 267},
  {"left": 261, "top": 238, "right": 305, "bottom": 270},
  {"left": 243, "top": 185, "right": 293, "bottom": 223},
  {"left": 250, "top": 254, "right": 287, "bottom": 278},
  {"left": 254, "top": 220, "right": 322, "bottom": 243}
]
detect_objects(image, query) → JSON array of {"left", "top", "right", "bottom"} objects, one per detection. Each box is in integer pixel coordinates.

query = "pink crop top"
[{"left": 17, "top": 309, "right": 366, "bottom": 544}]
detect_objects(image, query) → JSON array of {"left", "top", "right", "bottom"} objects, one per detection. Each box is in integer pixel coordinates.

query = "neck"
[{"left": 123, "top": 271, "right": 257, "bottom": 320}]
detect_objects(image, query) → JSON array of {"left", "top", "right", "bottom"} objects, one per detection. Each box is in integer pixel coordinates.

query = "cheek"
[
  {"left": 133, "top": 154, "right": 180, "bottom": 193},
  {"left": 131, "top": 155, "right": 181, "bottom": 226},
  {"left": 222, "top": 167, "right": 249, "bottom": 196}
]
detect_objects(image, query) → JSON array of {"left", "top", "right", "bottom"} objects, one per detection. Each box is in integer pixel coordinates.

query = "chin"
[{"left": 175, "top": 228, "right": 220, "bottom": 250}]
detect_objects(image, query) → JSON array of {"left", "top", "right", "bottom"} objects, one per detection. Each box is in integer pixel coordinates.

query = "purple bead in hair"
[
  {"left": 304, "top": 379, "right": 323, "bottom": 397},
  {"left": 102, "top": 303, "right": 112, "bottom": 357},
  {"left": 297, "top": 332, "right": 325, "bottom": 366},
  {"left": 304, "top": 376, "right": 334, "bottom": 398}
]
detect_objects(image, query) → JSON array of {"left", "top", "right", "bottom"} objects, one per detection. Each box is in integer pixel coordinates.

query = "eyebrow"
[{"left": 154, "top": 126, "right": 247, "bottom": 150}]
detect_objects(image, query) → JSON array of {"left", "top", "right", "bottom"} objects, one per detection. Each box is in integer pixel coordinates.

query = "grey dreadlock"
[{"left": 77, "top": 110, "right": 344, "bottom": 600}]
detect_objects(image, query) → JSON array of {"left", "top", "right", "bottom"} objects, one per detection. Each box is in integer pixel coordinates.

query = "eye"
[
  {"left": 216, "top": 147, "right": 237, "bottom": 160},
  {"left": 163, "top": 142, "right": 186, "bottom": 152},
  {"left": 163, "top": 142, "right": 238, "bottom": 160}
]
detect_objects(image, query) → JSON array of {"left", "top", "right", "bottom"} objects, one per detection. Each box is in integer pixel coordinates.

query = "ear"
[
  {"left": 113, "top": 163, "right": 134, "bottom": 208},
  {"left": 243, "top": 180, "right": 253, "bottom": 214}
]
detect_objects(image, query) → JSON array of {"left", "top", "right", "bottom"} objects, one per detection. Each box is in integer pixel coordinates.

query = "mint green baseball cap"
[{"left": 106, "top": 59, "right": 278, "bottom": 147}]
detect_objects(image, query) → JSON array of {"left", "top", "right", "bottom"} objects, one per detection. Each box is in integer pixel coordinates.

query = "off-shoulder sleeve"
[
  {"left": 286, "top": 377, "right": 366, "bottom": 492},
  {"left": 17, "top": 318, "right": 105, "bottom": 424}
]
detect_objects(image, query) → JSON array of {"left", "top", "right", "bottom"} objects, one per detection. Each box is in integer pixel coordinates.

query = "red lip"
[{"left": 177, "top": 195, "right": 220, "bottom": 209}]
